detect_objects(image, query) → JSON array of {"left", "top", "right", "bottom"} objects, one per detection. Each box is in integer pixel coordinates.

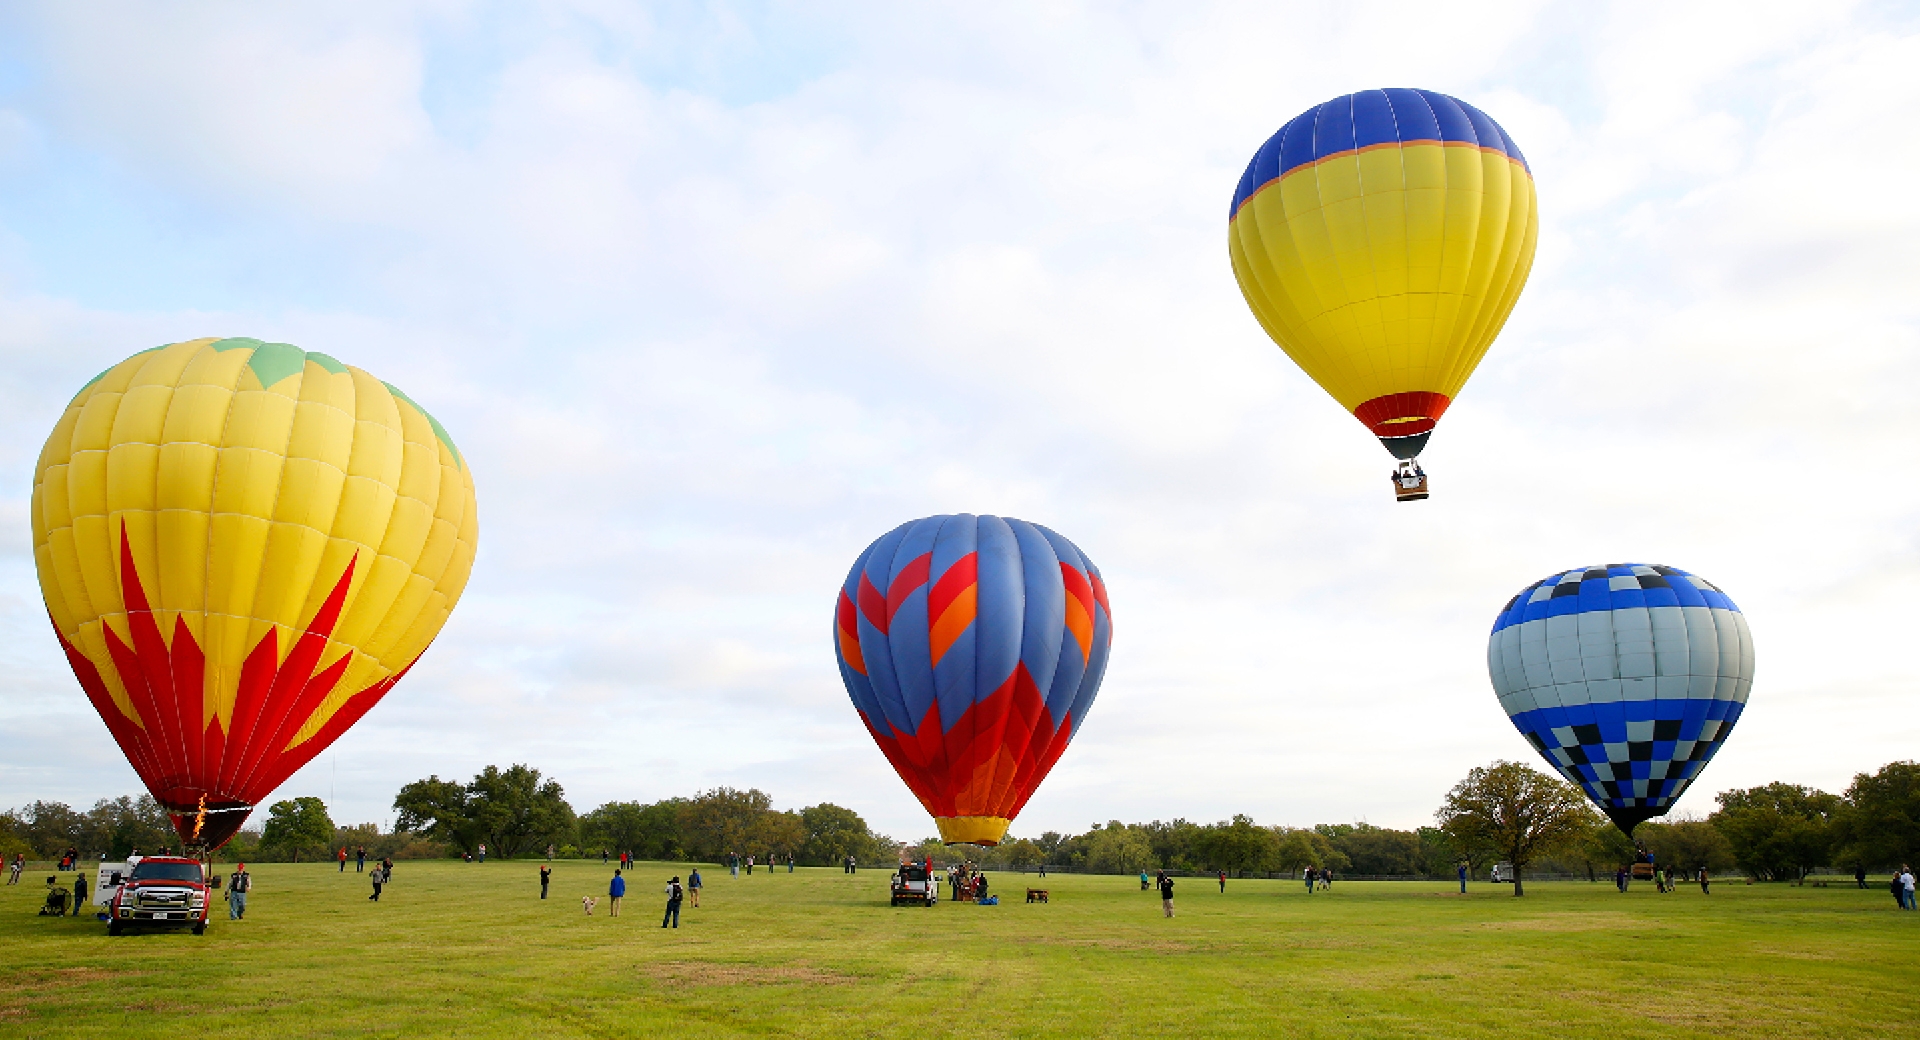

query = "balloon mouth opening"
[
  {"left": 162, "top": 796, "right": 254, "bottom": 852},
  {"left": 935, "top": 816, "right": 1011, "bottom": 847},
  {"left": 1603, "top": 804, "right": 1668, "bottom": 837},
  {"left": 1379, "top": 431, "right": 1431, "bottom": 460}
]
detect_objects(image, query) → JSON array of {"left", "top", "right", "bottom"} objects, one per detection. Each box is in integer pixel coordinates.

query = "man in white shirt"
[{"left": 1901, "top": 866, "right": 1915, "bottom": 911}]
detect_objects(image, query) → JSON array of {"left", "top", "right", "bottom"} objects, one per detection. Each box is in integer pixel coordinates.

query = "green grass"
[{"left": 3, "top": 860, "right": 1915, "bottom": 1038}]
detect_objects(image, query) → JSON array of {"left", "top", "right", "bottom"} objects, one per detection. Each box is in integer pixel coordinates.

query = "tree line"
[{"left": 6, "top": 759, "right": 1914, "bottom": 881}]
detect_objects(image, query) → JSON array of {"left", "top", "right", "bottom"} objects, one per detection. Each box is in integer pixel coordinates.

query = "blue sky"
[{"left": 2, "top": 1, "right": 1918, "bottom": 841}]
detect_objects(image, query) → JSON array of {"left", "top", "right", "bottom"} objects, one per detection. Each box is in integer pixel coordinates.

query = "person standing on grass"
[
  {"left": 1219, "top": 870, "right": 1227, "bottom": 894},
  {"left": 540, "top": 865, "right": 551, "bottom": 900},
  {"left": 1856, "top": 866, "right": 1868, "bottom": 890},
  {"left": 788, "top": 854, "right": 794, "bottom": 874},
  {"left": 663, "top": 876, "right": 684, "bottom": 928},
  {"left": 1697, "top": 867, "right": 1710, "bottom": 895},
  {"left": 1457, "top": 862, "right": 1468, "bottom": 894},
  {"left": 688, "top": 868, "right": 702, "bottom": 907},
  {"left": 339, "top": 847, "right": 348, "bottom": 872},
  {"left": 71, "top": 872, "right": 87, "bottom": 916},
  {"left": 7, "top": 854, "right": 22, "bottom": 884},
  {"left": 1158, "top": 872, "right": 1175, "bottom": 918},
  {"left": 1320, "top": 867, "right": 1332, "bottom": 892},
  {"left": 729, "top": 851, "right": 738, "bottom": 878},
  {"left": 356, "top": 846, "right": 365, "bottom": 873},
  {"left": 1304, "top": 866, "right": 1315, "bottom": 895},
  {"left": 609, "top": 869, "right": 626, "bottom": 917},
  {"left": 1889, "top": 875, "right": 1904, "bottom": 908},
  {"left": 1901, "top": 866, "right": 1915, "bottom": 910},
  {"left": 479, "top": 843, "right": 487, "bottom": 864},
  {"left": 369, "top": 864, "right": 385, "bottom": 902},
  {"left": 746, "top": 854, "right": 754, "bottom": 876},
  {"left": 228, "top": 864, "right": 251, "bottom": 920}
]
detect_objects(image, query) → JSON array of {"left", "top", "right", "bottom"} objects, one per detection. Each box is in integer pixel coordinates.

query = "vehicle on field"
[
  {"left": 1489, "top": 862, "right": 1514, "bottom": 884},
  {"left": 105, "top": 856, "right": 211, "bottom": 935},
  {"left": 890, "top": 862, "right": 937, "bottom": 907}
]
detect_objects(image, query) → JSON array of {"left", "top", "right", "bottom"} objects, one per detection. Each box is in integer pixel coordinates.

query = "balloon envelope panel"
[
  {"left": 1487, "top": 564, "right": 1752, "bottom": 833},
  {"left": 1228, "top": 88, "right": 1538, "bottom": 457},
  {"left": 31, "top": 338, "right": 478, "bottom": 848},
  {"left": 833, "top": 515, "right": 1112, "bottom": 845}
]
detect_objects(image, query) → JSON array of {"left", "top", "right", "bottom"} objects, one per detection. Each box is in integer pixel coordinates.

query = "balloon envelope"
[
  {"left": 1487, "top": 564, "right": 1752, "bottom": 833},
  {"left": 32, "top": 338, "right": 478, "bottom": 849},
  {"left": 1229, "top": 89, "right": 1539, "bottom": 459},
  {"left": 833, "top": 514, "right": 1112, "bottom": 845}
]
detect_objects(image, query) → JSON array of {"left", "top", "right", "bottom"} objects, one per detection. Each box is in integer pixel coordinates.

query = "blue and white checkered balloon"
[{"left": 1487, "top": 564, "right": 1753, "bottom": 834}]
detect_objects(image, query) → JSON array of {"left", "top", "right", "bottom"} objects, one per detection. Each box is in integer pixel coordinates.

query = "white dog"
[{"left": 582, "top": 895, "right": 597, "bottom": 915}]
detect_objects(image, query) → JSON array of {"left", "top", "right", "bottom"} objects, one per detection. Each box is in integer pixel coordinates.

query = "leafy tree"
[
  {"left": 394, "top": 765, "right": 577, "bottom": 858},
  {"left": 676, "top": 787, "right": 773, "bottom": 860},
  {"left": 1830, "top": 761, "right": 1920, "bottom": 871},
  {"left": 1036, "top": 831, "right": 1065, "bottom": 863},
  {"left": 1272, "top": 827, "right": 1346, "bottom": 874},
  {"left": 261, "top": 797, "right": 335, "bottom": 862},
  {"left": 1193, "top": 815, "right": 1279, "bottom": 875},
  {"left": 1000, "top": 838, "right": 1042, "bottom": 871},
  {"left": 393, "top": 775, "right": 479, "bottom": 850},
  {"left": 1327, "top": 823, "right": 1422, "bottom": 875},
  {"left": 1414, "top": 826, "right": 1464, "bottom": 876},
  {"left": 1435, "top": 761, "right": 1595, "bottom": 895},
  {"left": 465, "top": 765, "right": 577, "bottom": 858},
  {"left": 1636, "top": 817, "right": 1736, "bottom": 874},
  {"left": 581, "top": 799, "right": 686, "bottom": 861},
  {"left": 1710, "top": 782, "right": 1839, "bottom": 881},
  {"left": 1084, "top": 824, "right": 1155, "bottom": 874},
  {"left": 87, "top": 796, "right": 175, "bottom": 858},
  {"left": 14, "top": 801, "right": 85, "bottom": 858},
  {"left": 750, "top": 809, "right": 807, "bottom": 861},
  {"left": 799, "top": 803, "right": 877, "bottom": 865},
  {"left": 1576, "top": 820, "right": 1638, "bottom": 880}
]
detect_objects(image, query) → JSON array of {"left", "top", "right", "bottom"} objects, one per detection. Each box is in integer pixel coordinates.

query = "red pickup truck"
[{"left": 104, "top": 856, "right": 212, "bottom": 936}]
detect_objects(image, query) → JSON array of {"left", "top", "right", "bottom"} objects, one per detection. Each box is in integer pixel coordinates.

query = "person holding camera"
[{"left": 662, "top": 876, "right": 684, "bottom": 928}]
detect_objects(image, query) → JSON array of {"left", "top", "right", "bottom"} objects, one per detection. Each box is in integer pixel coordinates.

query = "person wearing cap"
[
  {"left": 228, "top": 863, "right": 251, "bottom": 920},
  {"left": 662, "top": 875, "right": 684, "bottom": 928}
]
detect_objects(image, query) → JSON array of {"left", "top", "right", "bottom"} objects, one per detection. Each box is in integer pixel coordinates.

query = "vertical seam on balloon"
[
  {"left": 219, "top": 351, "right": 308, "bottom": 781},
  {"left": 289, "top": 371, "right": 367, "bottom": 744},
  {"left": 191, "top": 342, "right": 244, "bottom": 744},
  {"left": 348, "top": 385, "right": 440, "bottom": 686}
]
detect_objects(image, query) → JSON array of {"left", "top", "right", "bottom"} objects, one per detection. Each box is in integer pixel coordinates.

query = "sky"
[{"left": 1, "top": 1, "right": 1917, "bottom": 842}]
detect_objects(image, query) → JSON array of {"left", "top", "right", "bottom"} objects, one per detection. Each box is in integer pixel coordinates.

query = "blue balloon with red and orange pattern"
[{"left": 833, "top": 514, "right": 1112, "bottom": 846}]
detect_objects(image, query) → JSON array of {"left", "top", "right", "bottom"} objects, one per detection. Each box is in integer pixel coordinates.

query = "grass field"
[{"left": 3, "top": 859, "right": 1915, "bottom": 1038}]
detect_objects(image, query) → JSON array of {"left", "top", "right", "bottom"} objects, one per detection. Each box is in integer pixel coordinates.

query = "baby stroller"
[{"left": 39, "top": 878, "right": 71, "bottom": 916}]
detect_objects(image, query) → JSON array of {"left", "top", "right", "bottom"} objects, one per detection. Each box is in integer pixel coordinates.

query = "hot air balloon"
[
  {"left": 1487, "top": 564, "right": 1752, "bottom": 834},
  {"left": 31, "top": 338, "right": 478, "bottom": 850},
  {"left": 1228, "top": 89, "right": 1539, "bottom": 501},
  {"left": 832, "top": 514, "right": 1112, "bottom": 846}
]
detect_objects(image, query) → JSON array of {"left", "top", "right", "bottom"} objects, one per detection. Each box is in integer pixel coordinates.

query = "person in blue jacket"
[{"left": 609, "top": 869, "right": 626, "bottom": 917}]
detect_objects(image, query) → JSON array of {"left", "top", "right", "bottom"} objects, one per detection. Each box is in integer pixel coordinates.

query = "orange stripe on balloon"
[
  {"left": 1059, "top": 563, "right": 1095, "bottom": 664},
  {"left": 835, "top": 591, "right": 867, "bottom": 675},
  {"left": 927, "top": 585, "right": 976, "bottom": 667}
]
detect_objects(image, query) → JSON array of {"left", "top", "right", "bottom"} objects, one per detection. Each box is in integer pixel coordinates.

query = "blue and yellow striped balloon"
[{"left": 1229, "top": 89, "right": 1538, "bottom": 461}]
